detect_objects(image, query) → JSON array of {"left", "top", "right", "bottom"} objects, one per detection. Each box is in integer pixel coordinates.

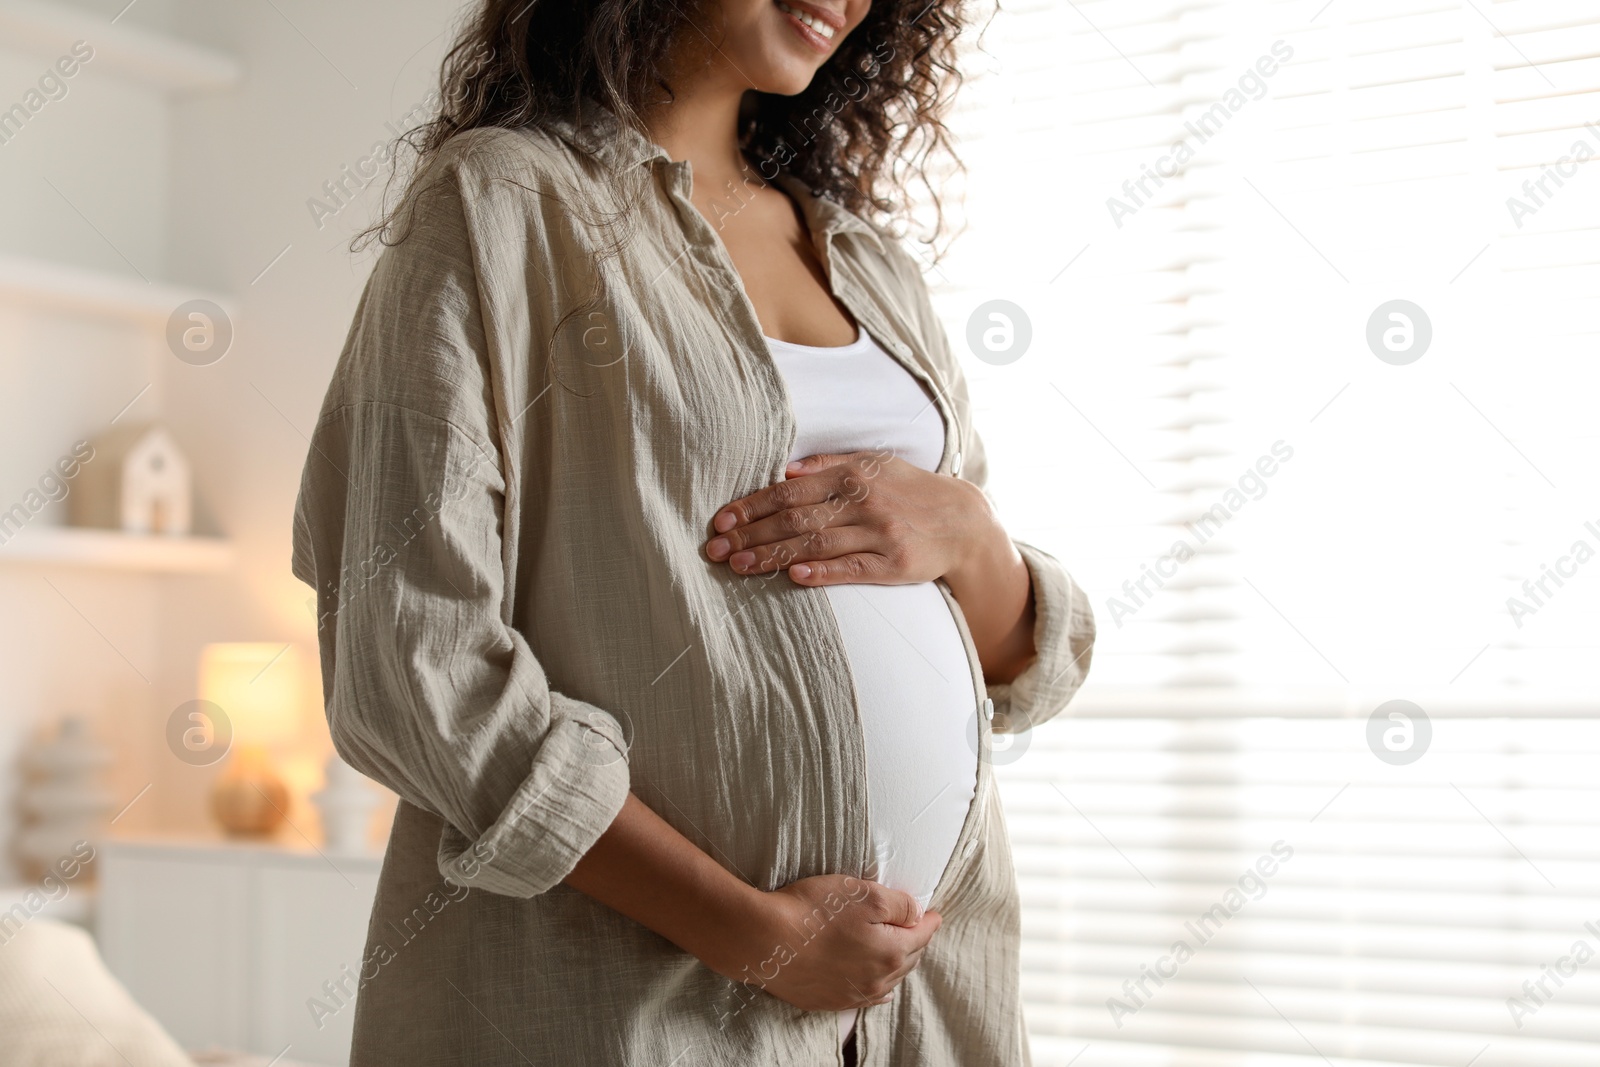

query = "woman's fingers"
[
  {"left": 840, "top": 891, "right": 940, "bottom": 1007},
  {"left": 856, "top": 930, "right": 938, "bottom": 1007},
  {"left": 706, "top": 503, "right": 862, "bottom": 566},
  {"left": 711, "top": 455, "right": 877, "bottom": 534},
  {"left": 846, "top": 936, "right": 934, "bottom": 1009},
  {"left": 789, "top": 553, "right": 897, "bottom": 585},
  {"left": 784, "top": 452, "right": 861, "bottom": 478},
  {"left": 882, "top": 910, "right": 942, "bottom": 956},
  {"left": 712, "top": 466, "right": 858, "bottom": 533},
  {"left": 730, "top": 534, "right": 885, "bottom": 579},
  {"left": 863, "top": 883, "right": 924, "bottom": 928}
]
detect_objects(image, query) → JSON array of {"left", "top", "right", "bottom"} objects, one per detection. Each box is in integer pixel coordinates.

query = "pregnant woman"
[{"left": 292, "top": 1, "right": 1094, "bottom": 1065}]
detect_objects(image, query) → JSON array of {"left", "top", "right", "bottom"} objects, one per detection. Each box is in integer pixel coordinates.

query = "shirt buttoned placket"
[
  {"left": 658, "top": 162, "right": 997, "bottom": 1067},
  {"left": 809, "top": 221, "right": 1001, "bottom": 1067},
  {"left": 656, "top": 165, "right": 888, "bottom": 1067}
]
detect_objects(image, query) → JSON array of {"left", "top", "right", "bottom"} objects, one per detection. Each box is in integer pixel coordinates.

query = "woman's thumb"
[{"left": 873, "top": 885, "right": 925, "bottom": 928}]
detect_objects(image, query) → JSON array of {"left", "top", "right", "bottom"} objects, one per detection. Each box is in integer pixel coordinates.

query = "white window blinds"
[
  {"left": 927, "top": 1, "right": 1600, "bottom": 1063},
  {"left": 1000, "top": 699, "right": 1600, "bottom": 1067}
]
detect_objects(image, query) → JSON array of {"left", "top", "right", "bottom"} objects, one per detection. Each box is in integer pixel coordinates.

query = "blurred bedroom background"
[{"left": 0, "top": 0, "right": 1595, "bottom": 1064}]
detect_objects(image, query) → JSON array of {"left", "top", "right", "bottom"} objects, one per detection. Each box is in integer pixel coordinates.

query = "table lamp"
[{"left": 199, "top": 642, "right": 301, "bottom": 836}]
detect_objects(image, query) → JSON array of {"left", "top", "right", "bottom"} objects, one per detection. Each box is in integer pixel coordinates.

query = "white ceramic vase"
[
  {"left": 18, "top": 717, "right": 114, "bottom": 879},
  {"left": 311, "top": 752, "right": 379, "bottom": 853}
]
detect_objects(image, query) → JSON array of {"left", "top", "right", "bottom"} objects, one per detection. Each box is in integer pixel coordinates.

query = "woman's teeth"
[{"left": 776, "top": 1, "right": 836, "bottom": 40}]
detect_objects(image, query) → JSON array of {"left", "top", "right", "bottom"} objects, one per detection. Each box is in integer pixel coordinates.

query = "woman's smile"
[{"left": 774, "top": 0, "right": 845, "bottom": 53}]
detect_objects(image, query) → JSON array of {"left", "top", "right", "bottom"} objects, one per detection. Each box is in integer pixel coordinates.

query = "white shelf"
[
  {"left": 0, "top": 0, "right": 242, "bottom": 92},
  {"left": 103, "top": 835, "right": 384, "bottom": 867},
  {"left": 0, "top": 252, "right": 233, "bottom": 326},
  {"left": 0, "top": 526, "right": 233, "bottom": 573}
]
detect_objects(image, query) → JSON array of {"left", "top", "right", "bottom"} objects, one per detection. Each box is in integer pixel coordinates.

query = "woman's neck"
[{"left": 640, "top": 69, "right": 753, "bottom": 197}]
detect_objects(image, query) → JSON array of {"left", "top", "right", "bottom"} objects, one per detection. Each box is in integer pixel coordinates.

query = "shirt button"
[
  {"left": 981, "top": 696, "right": 993, "bottom": 721},
  {"left": 951, "top": 450, "right": 964, "bottom": 476}
]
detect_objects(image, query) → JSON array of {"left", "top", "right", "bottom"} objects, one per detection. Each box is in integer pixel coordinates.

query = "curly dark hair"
[{"left": 356, "top": 0, "right": 973, "bottom": 256}]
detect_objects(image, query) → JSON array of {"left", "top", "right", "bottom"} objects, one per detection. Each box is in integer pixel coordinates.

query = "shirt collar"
[
  {"left": 769, "top": 171, "right": 886, "bottom": 256},
  {"left": 544, "top": 98, "right": 671, "bottom": 173},
  {"left": 544, "top": 100, "right": 887, "bottom": 255}
]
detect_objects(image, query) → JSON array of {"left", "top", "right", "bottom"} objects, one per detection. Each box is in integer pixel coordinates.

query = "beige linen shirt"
[{"left": 292, "top": 106, "right": 1095, "bottom": 1067}]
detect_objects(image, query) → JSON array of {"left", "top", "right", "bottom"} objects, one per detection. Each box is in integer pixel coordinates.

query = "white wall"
[
  {"left": 151, "top": 0, "right": 466, "bottom": 839},
  {"left": 0, "top": 0, "right": 465, "bottom": 878},
  {"left": 0, "top": 0, "right": 178, "bottom": 879}
]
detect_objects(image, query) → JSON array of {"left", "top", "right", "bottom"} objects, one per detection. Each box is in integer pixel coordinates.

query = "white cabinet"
[{"left": 97, "top": 838, "right": 380, "bottom": 1067}]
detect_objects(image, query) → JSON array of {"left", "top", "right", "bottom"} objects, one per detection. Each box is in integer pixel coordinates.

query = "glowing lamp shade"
[
  {"left": 198, "top": 643, "right": 302, "bottom": 836},
  {"left": 199, "top": 643, "right": 300, "bottom": 748}
]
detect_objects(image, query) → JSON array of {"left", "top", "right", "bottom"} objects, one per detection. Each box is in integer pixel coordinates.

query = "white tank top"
[{"left": 763, "top": 329, "right": 981, "bottom": 1046}]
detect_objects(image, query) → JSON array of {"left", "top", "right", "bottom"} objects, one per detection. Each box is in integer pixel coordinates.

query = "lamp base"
[{"left": 210, "top": 748, "right": 288, "bottom": 836}]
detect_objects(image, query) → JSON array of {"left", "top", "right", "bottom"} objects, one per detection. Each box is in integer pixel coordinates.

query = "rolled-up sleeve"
[
  {"left": 295, "top": 403, "right": 629, "bottom": 897},
  {"left": 291, "top": 135, "right": 630, "bottom": 897}
]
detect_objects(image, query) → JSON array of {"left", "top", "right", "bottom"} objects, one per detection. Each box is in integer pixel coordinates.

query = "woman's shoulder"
[
  {"left": 400, "top": 122, "right": 639, "bottom": 253},
  {"left": 417, "top": 124, "right": 593, "bottom": 201},
  {"left": 329, "top": 122, "right": 624, "bottom": 429}
]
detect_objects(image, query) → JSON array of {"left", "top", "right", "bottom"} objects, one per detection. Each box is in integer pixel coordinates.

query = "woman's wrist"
[
  {"left": 942, "top": 479, "right": 1018, "bottom": 601},
  {"left": 681, "top": 878, "right": 783, "bottom": 983},
  {"left": 940, "top": 483, "right": 1004, "bottom": 591},
  {"left": 941, "top": 480, "right": 1038, "bottom": 684}
]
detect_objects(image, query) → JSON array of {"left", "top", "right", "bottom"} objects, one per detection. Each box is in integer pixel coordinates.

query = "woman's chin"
[
  {"left": 746, "top": 56, "right": 832, "bottom": 98},
  {"left": 762, "top": 78, "right": 826, "bottom": 99}
]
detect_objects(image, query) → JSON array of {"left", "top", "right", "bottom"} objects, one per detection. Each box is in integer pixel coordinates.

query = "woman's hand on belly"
[
  {"left": 740, "top": 874, "right": 943, "bottom": 1011},
  {"left": 703, "top": 450, "right": 1039, "bottom": 683},
  {"left": 704, "top": 451, "right": 986, "bottom": 587}
]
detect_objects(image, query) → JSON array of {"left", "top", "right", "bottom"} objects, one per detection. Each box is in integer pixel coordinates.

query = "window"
[{"left": 926, "top": 1, "right": 1600, "bottom": 1062}]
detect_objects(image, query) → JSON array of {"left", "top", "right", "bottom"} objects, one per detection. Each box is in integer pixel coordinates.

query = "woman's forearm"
[{"left": 563, "top": 791, "right": 769, "bottom": 980}]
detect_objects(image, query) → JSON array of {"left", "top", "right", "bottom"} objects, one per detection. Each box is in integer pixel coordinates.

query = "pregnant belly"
[{"left": 823, "top": 581, "right": 981, "bottom": 908}]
